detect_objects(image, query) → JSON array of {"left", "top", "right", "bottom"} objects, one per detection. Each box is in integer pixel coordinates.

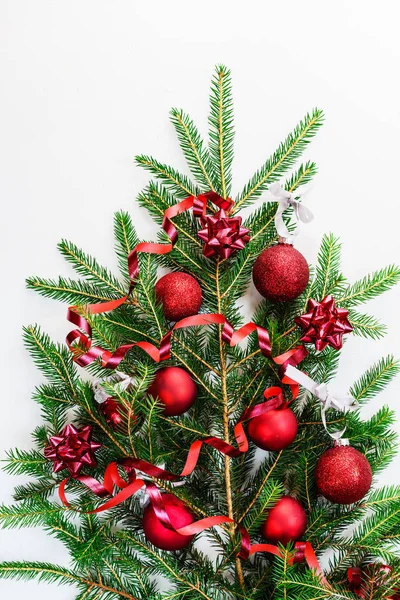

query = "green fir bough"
[{"left": 1, "top": 65, "right": 400, "bottom": 600}]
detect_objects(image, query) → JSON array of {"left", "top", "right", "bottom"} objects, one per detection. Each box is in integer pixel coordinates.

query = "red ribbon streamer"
[{"left": 347, "top": 566, "right": 400, "bottom": 599}]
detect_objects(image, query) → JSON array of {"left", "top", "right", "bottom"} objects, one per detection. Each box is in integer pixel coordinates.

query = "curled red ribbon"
[{"left": 348, "top": 566, "right": 400, "bottom": 599}]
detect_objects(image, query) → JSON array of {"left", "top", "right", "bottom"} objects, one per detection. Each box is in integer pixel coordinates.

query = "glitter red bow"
[
  {"left": 44, "top": 425, "right": 101, "bottom": 476},
  {"left": 295, "top": 295, "right": 353, "bottom": 351},
  {"left": 197, "top": 208, "right": 250, "bottom": 259}
]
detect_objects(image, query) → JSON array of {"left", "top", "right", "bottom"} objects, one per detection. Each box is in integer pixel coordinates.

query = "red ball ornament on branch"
[
  {"left": 155, "top": 272, "right": 202, "bottom": 322},
  {"left": 44, "top": 424, "right": 101, "bottom": 476},
  {"left": 315, "top": 443, "right": 372, "bottom": 504},
  {"left": 198, "top": 209, "right": 250, "bottom": 259},
  {"left": 261, "top": 496, "right": 307, "bottom": 546},
  {"left": 147, "top": 367, "right": 198, "bottom": 416},
  {"left": 252, "top": 243, "right": 309, "bottom": 302},
  {"left": 247, "top": 406, "right": 298, "bottom": 451},
  {"left": 98, "top": 398, "right": 137, "bottom": 431},
  {"left": 142, "top": 493, "right": 195, "bottom": 551},
  {"left": 295, "top": 295, "right": 353, "bottom": 351}
]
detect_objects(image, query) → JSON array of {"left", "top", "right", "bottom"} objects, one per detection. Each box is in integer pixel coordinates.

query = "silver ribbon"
[
  {"left": 268, "top": 182, "right": 314, "bottom": 239},
  {"left": 285, "top": 365, "right": 358, "bottom": 440},
  {"left": 93, "top": 371, "right": 135, "bottom": 404}
]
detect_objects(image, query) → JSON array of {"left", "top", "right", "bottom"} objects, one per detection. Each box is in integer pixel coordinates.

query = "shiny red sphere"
[
  {"left": 252, "top": 244, "right": 309, "bottom": 302},
  {"left": 142, "top": 493, "right": 195, "bottom": 551},
  {"left": 155, "top": 272, "right": 202, "bottom": 322},
  {"left": 315, "top": 445, "right": 372, "bottom": 504},
  {"left": 147, "top": 367, "right": 197, "bottom": 416},
  {"left": 247, "top": 407, "right": 298, "bottom": 451},
  {"left": 261, "top": 496, "right": 307, "bottom": 546}
]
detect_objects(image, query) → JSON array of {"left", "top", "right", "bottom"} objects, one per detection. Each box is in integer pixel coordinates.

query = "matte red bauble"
[
  {"left": 252, "top": 243, "right": 309, "bottom": 302},
  {"left": 142, "top": 493, "right": 195, "bottom": 551},
  {"left": 315, "top": 444, "right": 372, "bottom": 504},
  {"left": 247, "top": 407, "right": 298, "bottom": 451},
  {"left": 261, "top": 496, "right": 307, "bottom": 546},
  {"left": 155, "top": 272, "right": 202, "bottom": 322},
  {"left": 147, "top": 367, "right": 197, "bottom": 416}
]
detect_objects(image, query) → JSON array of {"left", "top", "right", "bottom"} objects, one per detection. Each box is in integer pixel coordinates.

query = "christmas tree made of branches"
[{"left": 1, "top": 65, "right": 400, "bottom": 600}]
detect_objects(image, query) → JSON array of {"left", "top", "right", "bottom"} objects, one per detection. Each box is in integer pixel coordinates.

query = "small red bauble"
[
  {"left": 252, "top": 243, "right": 309, "bottom": 302},
  {"left": 147, "top": 367, "right": 197, "bottom": 416},
  {"left": 98, "top": 398, "right": 137, "bottom": 431},
  {"left": 155, "top": 272, "right": 202, "bottom": 322},
  {"left": 315, "top": 444, "right": 372, "bottom": 504},
  {"left": 261, "top": 496, "right": 307, "bottom": 546},
  {"left": 247, "top": 407, "right": 298, "bottom": 451},
  {"left": 142, "top": 493, "right": 195, "bottom": 551}
]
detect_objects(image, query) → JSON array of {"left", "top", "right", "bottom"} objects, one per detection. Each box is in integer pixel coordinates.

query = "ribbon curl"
[{"left": 268, "top": 182, "right": 314, "bottom": 240}]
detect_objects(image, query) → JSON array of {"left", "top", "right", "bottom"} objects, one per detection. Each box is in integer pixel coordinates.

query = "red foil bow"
[
  {"left": 44, "top": 425, "right": 101, "bottom": 476},
  {"left": 295, "top": 295, "right": 353, "bottom": 351},
  {"left": 198, "top": 208, "right": 250, "bottom": 259}
]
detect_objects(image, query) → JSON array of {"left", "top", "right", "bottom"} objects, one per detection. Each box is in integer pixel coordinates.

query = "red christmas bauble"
[
  {"left": 261, "top": 496, "right": 307, "bottom": 546},
  {"left": 142, "top": 493, "right": 195, "bottom": 551},
  {"left": 247, "top": 407, "right": 298, "bottom": 451},
  {"left": 252, "top": 243, "right": 309, "bottom": 302},
  {"left": 98, "top": 398, "right": 137, "bottom": 431},
  {"left": 147, "top": 367, "right": 197, "bottom": 416},
  {"left": 155, "top": 272, "right": 202, "bottom": 322},
  {"left": 315, "top": 445, "right": 372, "bottom": 504}
]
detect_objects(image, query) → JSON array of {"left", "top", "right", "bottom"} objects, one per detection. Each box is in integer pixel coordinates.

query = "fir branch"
[
  {"left": 338, "top": 265, "right": 400, "bottom": 307},
  {"left": 170, "top": 108, "right": 216, "bottom": 191},
  {"left": 208, "top": 64, "right": 234, "bottom": 197},
  {"left": 3, "top": 449, "right": 50, "bottom": 478},
  {"left": 284, "top": 160, "right": 318, "bottom": 192},
  {"left": 350, "top": 355, "right": 400, "bottom": 403},
  {"left": 312, "top": 233, "right": 345, "bottom": 299},
  {"left": 113, "top": 211, "right": 138, "bottom": 282},
  {"left": 233, "top": 108, "right": 324, "bottom": 213},
  {"left": 135, "top": 155, "right": 200, "bottom": 199},
  {"left": 27, "top": 276, "right": 116, "bottom": 305},
  {"left": 58, "top": 239, "right": 125, "bottom": 297},
  {"left": 23, "top": 325, "right": 78, "bottom": 397},
  {"left": 348, "top": 310, "right": 387, "bottom": 340}
]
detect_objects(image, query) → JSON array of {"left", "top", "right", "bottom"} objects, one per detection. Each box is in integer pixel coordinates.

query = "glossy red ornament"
[
  {"left": 147, "top": 367, "right": 197, "bottom": 416},
  {"left": 261, "top": 496, "right": 307, "bottom": 546},
  {"left": 142, "top": 493, "right": 195, "bottom": 551},
  {"left": 155, "top": 272, "right": 202, "bottom": 322},
  {"left": 98, "top": 398, "right": 137, "bottom": 430},
  {"left": 315, "top": 445, "right": 372, "bottom": 504},
  {"left": 252, "top": 243, "right": 309, "bottom": 302},
  {"left": 198, "top": 209, "right": 250, "bottom": 259},
  {"left": 295, "top": 295, "right": 353, "bottom": 351},
  {"left": 44, "top": 424, "right": 101, "bottom": 476},
  {"left": 247, "top": 407, "right": 298, "bottom": 451}
]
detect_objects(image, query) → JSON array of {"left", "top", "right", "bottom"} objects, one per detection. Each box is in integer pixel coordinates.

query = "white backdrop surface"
[{"left": 1, "top": 1, "right": 400, "bottom": 598}]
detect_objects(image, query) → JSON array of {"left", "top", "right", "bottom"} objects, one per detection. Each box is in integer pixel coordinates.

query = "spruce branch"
[
  {"left": 208, "top": 65, "right": 234, "bottom": 198},
  {"left": 170, "top": 108, "right": 217, "bottom": 191},
  {"left": 348, "top": 310, "right": 387, "bottom": 340},
  {"left": 114, "top": 211, "right": 138, "bottom": 283},
  {"left": 135, "top": 155, "right": 200, "bottom": 199},
  {"left": 58, "top": 240, "right": 125, "bottom": 297},
  {"left": 338, "top": 265, "right": 400, "bottom": 307},
  {"left": 350, "top": 355, "right": 400, "bottom": 403},
  {"left": 233, "top": 108, "right": 324, "bottom": 213},
  {"left": 27, "top": 276, "right": 117, "bottom": 305}
]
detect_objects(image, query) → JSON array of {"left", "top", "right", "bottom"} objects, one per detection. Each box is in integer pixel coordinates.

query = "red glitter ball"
[
  {"left": 155, "top": 272, "right": 202, "bottom": 322},
  {"left": 315, "top": 445, "right": 372, "bottom": 504},
  {"left": 142, "top": 493, "right": 195, "bottom": 551},
  {"left": 247, "top": 407, "right": 298, "bottom": 451},
  {"left": 147, "top": 367, "right": 197, "bottom": 416},
  {"left": 261, "top": 496, "right": 307, "bottom": 546},
  {"left": 252, "top": 243, "right": 309, "bottom": 302}
]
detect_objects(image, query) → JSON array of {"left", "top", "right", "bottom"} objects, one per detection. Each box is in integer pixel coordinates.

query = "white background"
[{"left": 1, "top": 1, "right": 400, "bottom": 598}]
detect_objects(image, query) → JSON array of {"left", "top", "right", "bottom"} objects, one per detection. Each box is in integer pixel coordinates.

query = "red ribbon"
[{"left": 348, "top": 566, "right": 400, "bottom": 598}]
